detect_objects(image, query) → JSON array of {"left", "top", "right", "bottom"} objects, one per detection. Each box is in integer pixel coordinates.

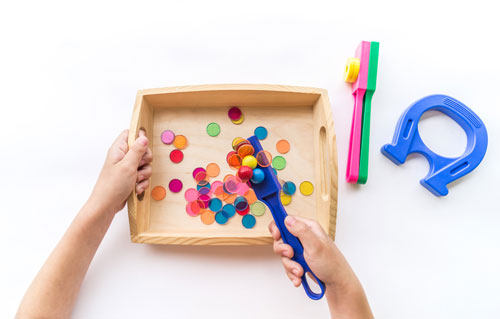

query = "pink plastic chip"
[
  {"left": 198, "top": 194, "right": 211, "bottom": 208},
  {"left": 186, "top": 202, "right": 199, "bottom": 217},
  {"left": 184, "top": 188, "right": 198, "bottom": 202},
  {"left": 237, "top": 182, "right": 249, "bottom": 196},
  {"left": 210, "top": 181, "right": 223, "bottom": 196},
  {"left": 161, "top": 130, "right": 175, "bottom": 144},
  {"left": 192, "top": 167, "right": 206, "bottom": 179},
  {"left": 228, "top": 106, "right": 242, "bottom": 121},
  {"left": 223, "top": 176, "right": 241, "bottom": 194},
  {"left": 188, "top": 201, "right": 202, "bottom": 215},
  {"left": 169, "top": 179, "right": 183, "bottom": 193}
]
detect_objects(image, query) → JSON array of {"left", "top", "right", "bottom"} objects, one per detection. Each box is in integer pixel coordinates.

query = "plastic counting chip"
[
  {"left": 256, "top": 150, "right": 272, "bottom": 167},
  {"left": 231, "top": 115, "right": 245, "bottom": 125},
  {"left": 169, "top": 149, "right": 184, "bottom": 163},
  {"left": 254, "top": 126, "right": 268, "bottom": 140},
  {"left": 161, "top": 130, "right": 175, "bottom": 144},
  {"left": 228, "top": 107, "right": 242, "bottom": 121},
  {"left": 250, "top": 201, "right": 266, "bottom": 216},
  {"left": 282, "top": 181, "right": 296, "bottom": 195},
  {"left": 272, "top": 156, "right": 287, "bottom": 170},
  {"left": 276, "top": 139, "right": 290, "bottom": 154},
  {"left": 242, "top": 214, "right": 256, "bottom": 229},
  {"left": 222, "top": 204, "right": 236, "bottom": 218},
  {"left": 280, "top": 192, "right": 292, "bottom": 206},
  {"left": 173, "top": 135, "right": 188, "bottom": 149},
  {"left": 215, "top": 211, "right": 229, "bottom": 224},
  {"left": 151, "top": 186, "right": 166, "bottom": 201},
  {"left": 206, "top": 163, "right": 220, "bottom": 177},
  {"left": 299, "top": 181, "right": 314, "bottom": 196},
  {"left": 168, "top": 179, "right": 182, "bottom": 193},
  {"left": 206, "top": 122, "right": 221, "bottom": 137},
  {"left": 201, "top": 210, "right": 215, "bottom": 224}
]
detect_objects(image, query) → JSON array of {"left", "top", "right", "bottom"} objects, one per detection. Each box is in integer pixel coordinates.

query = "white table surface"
[{"left": 2, "top": 0, "right": 499, "bottom": 318}]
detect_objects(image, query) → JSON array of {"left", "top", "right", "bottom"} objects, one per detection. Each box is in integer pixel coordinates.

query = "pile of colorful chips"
[{"left": 184, "top": 162, "right": 265, "bottom": 229}]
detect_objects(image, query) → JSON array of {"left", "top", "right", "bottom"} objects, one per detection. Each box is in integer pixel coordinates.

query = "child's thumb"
[
  {"left": 124, "top": 135, "right": 149, "bottom": 167},
  {"left": 284, "top": 215, "right": 319, "bottom": 253}
]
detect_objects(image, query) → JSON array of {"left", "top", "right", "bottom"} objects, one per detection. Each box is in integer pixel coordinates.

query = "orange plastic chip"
[
  {"left": 227, "top": 153, "right": 242, "bottom": 169},
  {"left": 173, "top": 135, "right": 188, "bottom": 149},
  {"left": 256, "top": 150, "right": 273, "bottom": 167},
  {"left": 237, "top": 144, "right": 254, "bottom": 157},
  {"left": 200, "top": 210, "right": 215, "bottom": 225},
  {"left": 151, "top": 186, "right": 166, "bottom": 201},
  {"left": 232, "top": 137, "right": 246, "bottom": 151},
  {"left": 214, "top": 185, "right": 227, "bottom": 198},
  {"left": 276, "top": 139, "right": 290, "bottom": 154},
  {"left": 225, "top": 193, "right": 237, "bottom": 204},
  {"left": 245, "top": 188, "right": 258, "bottom": 204},
  {"left": 216, "top": 189, "right": 229, "bottom": 201},
  {"left": 190, "top": 201, "right": 202, "bottom": 214},
  {"left": 206, "top": 163, "right": 220, "bottom": 178}
]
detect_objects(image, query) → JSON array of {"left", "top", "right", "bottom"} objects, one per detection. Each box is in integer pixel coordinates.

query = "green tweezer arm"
[{"left": 358, "top": 41, "right": 379, "bottom": 184}]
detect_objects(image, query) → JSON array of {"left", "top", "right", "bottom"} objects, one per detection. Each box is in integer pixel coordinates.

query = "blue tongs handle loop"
[{"left": 263, "top": 195, "right": 326, "bottom": 300}]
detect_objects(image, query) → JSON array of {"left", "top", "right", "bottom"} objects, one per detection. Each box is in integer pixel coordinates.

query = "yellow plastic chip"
[
  {"left": 299, "top": 181, "right": 314, "bottom": 196},
  {"left": 280, "top": 192, "right": 292, "bottom": 206}
]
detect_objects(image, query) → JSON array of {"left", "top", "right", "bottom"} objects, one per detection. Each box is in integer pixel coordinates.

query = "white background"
[{"left": 1, "top": 0, "right": 499, "bottom": 318}]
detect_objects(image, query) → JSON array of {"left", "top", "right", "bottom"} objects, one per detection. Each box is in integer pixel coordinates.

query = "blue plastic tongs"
[{"left": 247, "top": 136, "right": 326, "bottom": 300}]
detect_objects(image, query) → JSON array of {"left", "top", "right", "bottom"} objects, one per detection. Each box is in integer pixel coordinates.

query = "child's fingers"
[
  {"left": 136, "top": 179, "right": 150, "bottom": 194},
  {"left": 273, "top": 241, "right": 294, "bottom": 258},
  {"left": 268, "top": 221, "right": 282, "bottom": 241},
  {"left": 107, "top": 130, "right": 130, "bottom": 164},
  {"left": 281, "top": 257, "right": 304, "bottom": 278},
  {"left": 137, "top": 165, "right": 152, "bottom": 183},
  {"left": 139, "top": 147, "right": 153, "bottom": 167},
  {"left": 292, "top": 276, "right": 302, "bottom": 287},
  {"left": 282, "top": 257, "right": 303, "bottom": 287},
  {"left": 123, "top": 135, "right": 149, "bottom": 167},
  {"left": 285, "top": 269, "right": 302, "bottom": 287},
  {"left": 284, "top": 215, "right": 324, "bottom": 253}
]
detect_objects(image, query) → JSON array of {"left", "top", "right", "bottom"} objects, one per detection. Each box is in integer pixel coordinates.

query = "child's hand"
[
  {"left": 89, "top": 129, "right": 153, "bottom": 214},
  {"left": 268, "top": 215, "right": 357, "bottom": 290},
  {"left": 270, "top": 216, "right": 373, "bottom": 318}
]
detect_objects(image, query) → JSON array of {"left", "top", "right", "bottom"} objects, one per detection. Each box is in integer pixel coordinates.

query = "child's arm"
[
  {"left": 269, "top": 216, "right": 373, "bottom": 319},
  {"left": 16, "top": 130, "right": 152, "bottom": 319}
]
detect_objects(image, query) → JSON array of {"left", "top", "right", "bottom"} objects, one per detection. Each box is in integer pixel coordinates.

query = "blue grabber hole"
[
  {"left": 418, "top": 110, "right": 467, "bottom": 158},
  {"left": 305, "top": 272, "right": 322, "bottom": 294}
]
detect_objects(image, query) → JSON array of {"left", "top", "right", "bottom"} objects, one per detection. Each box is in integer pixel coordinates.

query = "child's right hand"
[
  {"left": 268, "top": 215, "right": 358, "bottom": 290},
  {"left": 269, "top": 216, "right": 373, "bottom": 318}
]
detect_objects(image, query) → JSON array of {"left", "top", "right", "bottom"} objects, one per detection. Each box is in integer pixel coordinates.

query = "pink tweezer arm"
[{"left": 346, "top": 41, "right": 370, "bottom": 183}]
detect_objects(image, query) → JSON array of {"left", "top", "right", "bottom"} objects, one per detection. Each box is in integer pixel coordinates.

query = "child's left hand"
[{"left": 89, "top": 129, "right": 153, "bottom": 214}]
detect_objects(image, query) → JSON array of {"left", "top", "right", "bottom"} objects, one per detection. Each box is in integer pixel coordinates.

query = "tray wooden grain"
[{"left": 127, "top": 84, "right": 338, "bottom": 245}]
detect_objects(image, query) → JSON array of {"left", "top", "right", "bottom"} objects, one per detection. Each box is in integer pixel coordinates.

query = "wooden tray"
[{"left": 127, "top": 84, "right": 338, "bottom": 245}]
